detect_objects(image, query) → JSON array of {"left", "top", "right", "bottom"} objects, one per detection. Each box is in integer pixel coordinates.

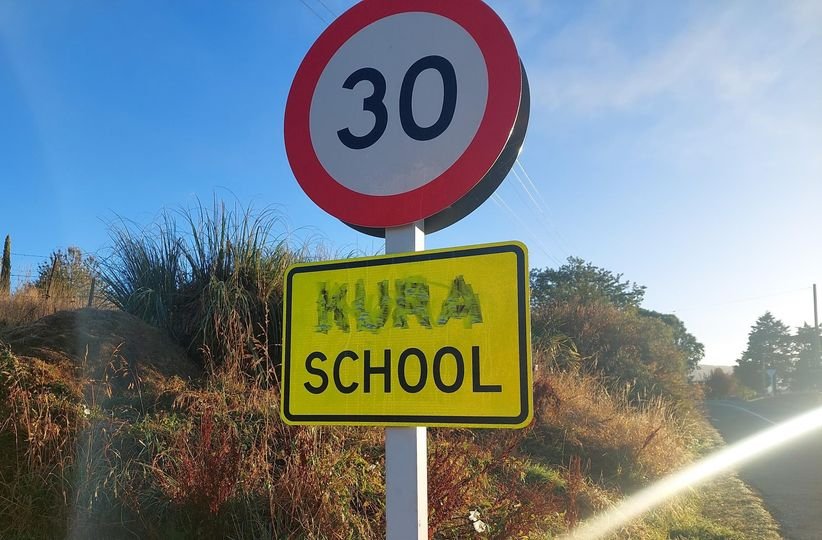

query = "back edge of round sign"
[{"left": 284, "top": 0, "right": 527, "bottom": 232}]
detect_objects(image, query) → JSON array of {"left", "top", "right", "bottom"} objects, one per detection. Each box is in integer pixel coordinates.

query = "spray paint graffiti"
[{"left": 315, "top": 275, "right": 483, "bottom": 334}]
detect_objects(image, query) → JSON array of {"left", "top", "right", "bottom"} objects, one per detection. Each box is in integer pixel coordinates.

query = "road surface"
[{"left": 707, "top": 396, "right": 822, "bottom": 540}]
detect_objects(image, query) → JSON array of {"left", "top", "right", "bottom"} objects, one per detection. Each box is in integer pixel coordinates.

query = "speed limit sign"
[{"left": 284, "top": 0, "right": 529, "bottom": 235}]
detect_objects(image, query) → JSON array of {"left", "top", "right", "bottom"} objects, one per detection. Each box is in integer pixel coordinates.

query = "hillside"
[
  {"left": 2, "top": 307, "right": 199, "bottom": 381},
  {"left": 693, "top": 364, "right": 734, "bottom": 381},
  {"left": 0, "top": 205, "right": 781, "bottom": 538},
  {"left": 0, "top": 307, "right": 780, "bottom": 538}
]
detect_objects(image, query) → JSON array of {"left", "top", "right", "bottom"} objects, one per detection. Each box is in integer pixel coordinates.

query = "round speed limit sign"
[{"left": 285, "top": 0, "right": 529, "bottom": 235}]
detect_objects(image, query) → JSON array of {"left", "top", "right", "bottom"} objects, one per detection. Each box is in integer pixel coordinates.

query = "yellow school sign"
[{"left": 281, "top": 242, "right": 532, "bottom": 428}]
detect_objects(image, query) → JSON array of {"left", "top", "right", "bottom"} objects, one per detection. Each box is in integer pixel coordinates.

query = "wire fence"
[
  {"left": 0, "top": 282, "right": 111, "bottom": 326},
  {"left": 2, "top": 246, "right": 110, "bottom": 325}
]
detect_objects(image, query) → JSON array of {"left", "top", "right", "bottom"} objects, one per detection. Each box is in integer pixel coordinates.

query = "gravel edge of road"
[{"left": 697, "top": 407, "right": 783, "bottom": 539}]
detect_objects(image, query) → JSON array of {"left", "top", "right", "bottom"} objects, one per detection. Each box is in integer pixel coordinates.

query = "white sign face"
[{"left": 309, "top": 12, "right": 489, "bottom": 196}]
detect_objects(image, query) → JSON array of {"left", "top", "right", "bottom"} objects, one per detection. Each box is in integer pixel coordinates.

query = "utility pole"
[{"left": 814, "top": 284, "right": 821, "bottom": 374}]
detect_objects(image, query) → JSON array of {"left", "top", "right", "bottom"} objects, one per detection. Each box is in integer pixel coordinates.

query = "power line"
[
  {"left": 515, "top": 159, "right": 551, "bottom": 214},
  {"left": 297, "top": 0, "right": 331, "bottom": 25},
  {"left": 514, "top": 159, "right": 574, "bottom": 256},
  {"left": 11, "top": 252, "right": 49, "bottom": 259},
  {"left": 508, "top": 168, "right": 570, "bottom": 259},
  {"left": 314, "top": 0, "right": 337, "bottom": 18},
  {"left": 491, "top": 193, "right": 563, "bottom": 266},
  {"left": 10, "top": 247, "right": 96, "bottom": 259},
  {"left": 672, "top": 286, "right": 813, "bottom": 313},
  {"left": 510, "top": 167, "right": 542, "bottom": 211}
]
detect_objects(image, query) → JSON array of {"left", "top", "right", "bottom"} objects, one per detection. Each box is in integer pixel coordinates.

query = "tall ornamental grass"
[{"left": 99, "top": 200, "right": 309, "bottom": 379}]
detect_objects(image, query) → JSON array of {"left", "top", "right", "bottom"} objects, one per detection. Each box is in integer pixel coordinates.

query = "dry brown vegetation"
[
  {"left": 0, "top": 203, "right": 779, "bottom": 538},
  {"left": 0, "top": 286, "right": 104, "bottom": 328},
  {"left": 0, "top": 313, "right": 772, "bottom": 538}
]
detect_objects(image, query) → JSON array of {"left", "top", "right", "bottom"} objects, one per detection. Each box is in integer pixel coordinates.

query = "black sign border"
[{"left": 281, "top": 242, "right": 531, "bottom": 427}]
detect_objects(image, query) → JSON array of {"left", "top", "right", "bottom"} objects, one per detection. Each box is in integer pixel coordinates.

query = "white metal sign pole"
[{"left": 385, "top": 221, "right": 427, "bottom": 540}]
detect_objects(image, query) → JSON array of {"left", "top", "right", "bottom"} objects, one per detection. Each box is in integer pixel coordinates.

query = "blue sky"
[{"left": 1, "top": 0, "right": 821, "bottom": 366}]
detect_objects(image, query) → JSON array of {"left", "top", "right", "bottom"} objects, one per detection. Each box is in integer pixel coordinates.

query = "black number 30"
[{"left": 337, "top": 55, "right": 458, "bottom": 150}]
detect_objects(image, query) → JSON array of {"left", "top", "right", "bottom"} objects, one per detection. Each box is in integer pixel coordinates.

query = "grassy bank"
[
  {"left": 0, "top": 314, "right": 777, "bottom": 538},
  {"left": 0, "top": 202, "right": 780, "bottom": 537}
]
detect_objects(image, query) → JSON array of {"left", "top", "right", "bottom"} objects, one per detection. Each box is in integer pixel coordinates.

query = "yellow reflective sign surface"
[{"left": 281, "top": 242, "right": 532, "bottom": 428}]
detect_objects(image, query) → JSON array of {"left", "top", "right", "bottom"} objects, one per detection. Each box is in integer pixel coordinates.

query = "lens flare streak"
[{"left": 565, "top": 403, "right": 822, "bottom": 539}]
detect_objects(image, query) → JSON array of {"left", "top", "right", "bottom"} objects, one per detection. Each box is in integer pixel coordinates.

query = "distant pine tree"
[
  {"left": 735, "top": 312, "right": 794, "bottom": 394},
  {"left": 1, "top": 235, "right": 10, "bottom": 296}
]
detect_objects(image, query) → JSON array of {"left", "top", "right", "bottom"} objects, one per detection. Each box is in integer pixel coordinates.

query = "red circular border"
[{"left": 284, "top": 0, "right": 521, "bottom": 228}]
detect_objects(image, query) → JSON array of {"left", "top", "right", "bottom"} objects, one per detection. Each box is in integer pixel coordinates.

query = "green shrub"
[{"left": 533, "top": 300, "right": 695, "bottom": 406}]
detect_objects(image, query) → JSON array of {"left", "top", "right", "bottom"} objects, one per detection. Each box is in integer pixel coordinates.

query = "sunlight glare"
[{"left": 565, "top": 404, "right": 822, "bottom": 539}]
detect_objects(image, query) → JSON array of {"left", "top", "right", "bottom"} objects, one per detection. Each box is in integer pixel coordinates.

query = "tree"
[
  {"left": 530, "top": 257, "right": 703, "bottom": 378},
  {"left": 792, "top": 324, "right": 822, "bottom": 391},
  {"left": 704, "top": 368, "right": 736, "bottom": 399},
  {"left": 35, "top": 247, "right": 96, "bottom": 302},
  {"left": 735, "top": 312, "right": 794, "bottom": 394},
  {"left": 533, "top": 299, "right": 692, "bottom": 404},
  {"left": 530, "top": 256, "right": 646, "bottom": 309},
  {"left": 0, "top": 235, "right": 10, "bottom": 296},
  {"left": 639, "top": 310, "right": 705, "bottom": 374}
]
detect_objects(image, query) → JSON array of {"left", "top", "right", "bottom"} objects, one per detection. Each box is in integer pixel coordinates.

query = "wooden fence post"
[
  {"left": 45, "top": 256, "right": 58, "bottom": 300},
  {"left": 87, "top": 277, "right": 96, "bottom": 308}
]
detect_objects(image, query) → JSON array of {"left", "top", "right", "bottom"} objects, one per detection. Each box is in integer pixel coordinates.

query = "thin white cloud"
[{"left": 524, "top": 2, "right": 820, "bottom": 113}]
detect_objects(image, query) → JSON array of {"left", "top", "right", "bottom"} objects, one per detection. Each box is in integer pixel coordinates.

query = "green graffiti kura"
[
  {"left": 315, "top": 275, "right": 483, "bottom": 333},
  {"left": 437, "top": 276, "right": 483, "bottom": 328},
  {"left": 392, "top": 277, "right": 432, "bottom": 329},
  {"left": 316, "top": 282, "right": 349, "bottom": 333},
  {"left": 353, "top": 279, "right": 390, "bottom": 332}
]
